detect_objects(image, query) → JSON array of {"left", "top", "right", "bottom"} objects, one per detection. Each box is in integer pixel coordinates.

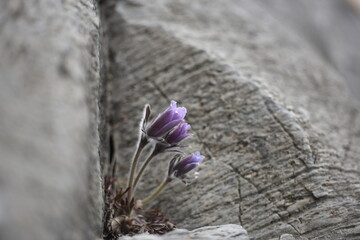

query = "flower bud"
[
  {"left": 165, "top": 122, "right": 191, "bottom": 145},
  {"left": 146, "top": 100, "right": 186, "bottom": 138},
  {"left": 168, "top": 152, "right": 204, "bottom": 180}
]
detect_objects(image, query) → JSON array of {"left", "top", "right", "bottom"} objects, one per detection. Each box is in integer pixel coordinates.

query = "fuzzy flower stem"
[
  {"left": 127, "top": 136, "right": 148, "bottom": 204},
  {"left": 142, "top": 178, "right": 171, "bottom": 204},
  {"left": 133, "top": 149, "right": 157, "bottom": 189}
]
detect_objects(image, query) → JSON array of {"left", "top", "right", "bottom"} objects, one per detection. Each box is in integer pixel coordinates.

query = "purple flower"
[
  {"left": 165, "top": 122, "right": 192, "bottom": 145},
  {"left": 146, "top": 100, "right": 186, "bottom": 138},
  {"left": 168, "top": 152, "right": 204, "bottom": 180}
]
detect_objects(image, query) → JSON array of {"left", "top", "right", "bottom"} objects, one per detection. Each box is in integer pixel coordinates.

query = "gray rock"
[
  {"left": 260, "top": 0, "right": 360, "bottom": 101},
  {"left": 0, "top": 0, "right": 103, "bottom": 239},
  {"left": 119, "top": 224, "right": 249, "bottom": 240},
  {"left": 103, "top": 0, "right": 360, "bottom": 239},
  {"left": 1, "top": 0, "right": 360, "bottom": 239},
  {"left": 279, "top": 234, "right": 296, "bottom": 240}
]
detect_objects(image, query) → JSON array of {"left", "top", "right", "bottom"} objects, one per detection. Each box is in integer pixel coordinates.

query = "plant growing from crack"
[{"left": 103, "top": 101, "right": 204, "bottom": 238}]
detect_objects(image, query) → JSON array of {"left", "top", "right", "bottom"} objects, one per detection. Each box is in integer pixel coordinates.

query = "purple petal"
[
  {"left": 175, "top": 163, "right": 198, "bottom": 177},
  {"left": 146, "top": 100, "right": 187, "bottom": 138},
  {"left": 169, "top": 101, "right": 187, "bottom": 120},
  {"left": 171, "top": 133, "right": 192, "bottom": 144},
  {"left": 170, "top": 100, "right": 177, "bottom": 109},
  {"left": 183, "top": 123, "right": 191, "bottom": 131},
  {"left": 176, "top": 122, "right": 191, "bottom": 133},
  {"left": 154, "top": 119, "right": 183, "bottom": 137},
  {"left": 173, "top": 152, "right": 204, "bottom": 177},
  {"left": 173, "top": 107, "right": 187, "bottom": 119},
  {"left": 165, "top": 122, "right": 191, "bottom": 144},
  {"left": 147, "top": 110, "right": 174, "bottom": 137}
]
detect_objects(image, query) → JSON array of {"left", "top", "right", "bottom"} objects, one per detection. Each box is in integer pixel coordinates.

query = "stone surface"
[
  {"left": 0, "top": 0, "right": 103, "bottom": 239},
  {"left": 2, "top": 0, "right": 360, "bottom": 239},
  {"left": 118, "top": 224, "right": 249, "bottom": 240},
  {"left": 260, "top": 0, "right": 360, "bottom": 101},
  {"left": 102, "top": 0, "right": 360, "bottom": 239},
  {"left": 279, "top": 234, "right": 297, "bottom": 240}
]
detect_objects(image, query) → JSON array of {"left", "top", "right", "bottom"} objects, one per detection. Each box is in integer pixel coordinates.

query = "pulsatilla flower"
[
  {"left": 105, "top": 100, "right": 205, "bottom": 236},
  {"left": 165, "top": 122, "right": 192, "bottom": 145},
  {"left": 168, "top": 152, "right": 204, "bottom": 180},
  {"left": 146, "top": 101, "right": 186, "bottom": 138}
]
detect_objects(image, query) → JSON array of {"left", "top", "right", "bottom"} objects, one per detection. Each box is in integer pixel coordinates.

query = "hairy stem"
[
  {"left": 142, "top": 178, "right": 171, "bottom": 204},
  {"left": 133, "top": 150, "right": 157, "bottom": 189},
  {"left": 127, "top": 136, "right": 148, "bottom": 205}
]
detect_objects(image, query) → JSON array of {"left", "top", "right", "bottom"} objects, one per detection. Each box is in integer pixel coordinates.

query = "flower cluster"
[
  {"left": 139, "top": 100, "right": 203, "bottom": 185},
  {"left": 104, "top": 100, "right": 204, "bottom": 237},
  {"left": 137, "top": 101, "right": 204, "bottom": 203}
]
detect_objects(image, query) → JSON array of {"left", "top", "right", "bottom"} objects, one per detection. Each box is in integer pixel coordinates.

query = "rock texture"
[
  {"left": 0, "top": 0, "right": 103, "bottom": 239},
  {"left": 1, "top": 0, "right": 360, "bottom": 239},
  {"left": 260, "top": 0, "right": 360, "bottom": 101},
  {"left": 102, "top": 0, "right": 360, "bottom": 239},
  {"left": 119, "top": 224, "right": 249, "bottom": 240}
]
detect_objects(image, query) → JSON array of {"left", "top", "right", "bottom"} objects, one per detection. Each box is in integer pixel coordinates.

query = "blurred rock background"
[
  {"left": 0, "top": 0, "right": 359, "bottom": 239},
  {"left": 261, "top": 0, "right": 360, "bottom": 101}
]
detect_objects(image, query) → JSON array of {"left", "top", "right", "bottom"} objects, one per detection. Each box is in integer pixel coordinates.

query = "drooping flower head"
[
  {"left": 165, "top": 122, "right": 192, "bottom": 145},
  {"left": 168, "top": 152, "right": 204, "bottom": 180},
  {"left": 146, "top": 100, "right": 186, "bottom": 138}
]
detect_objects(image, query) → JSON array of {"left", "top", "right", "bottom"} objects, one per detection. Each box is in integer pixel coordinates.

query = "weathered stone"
[
  {"left": 102, "top": 0, "right": 360, "bottom": 239},
  {"left": 2, "top": 0, "right": 360, "bottom": 239},
  {"left": 260, "top": 0, "right": 360, "bottom": 101},
  {"left": 0, "top": 0, "right": 103, "bottom": 239},
  {"left": 279, "top": 233, "right": 296, "bottom": 240},
  {"left": 118, "top": 224, "right": 249, "bottom": 240}
]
